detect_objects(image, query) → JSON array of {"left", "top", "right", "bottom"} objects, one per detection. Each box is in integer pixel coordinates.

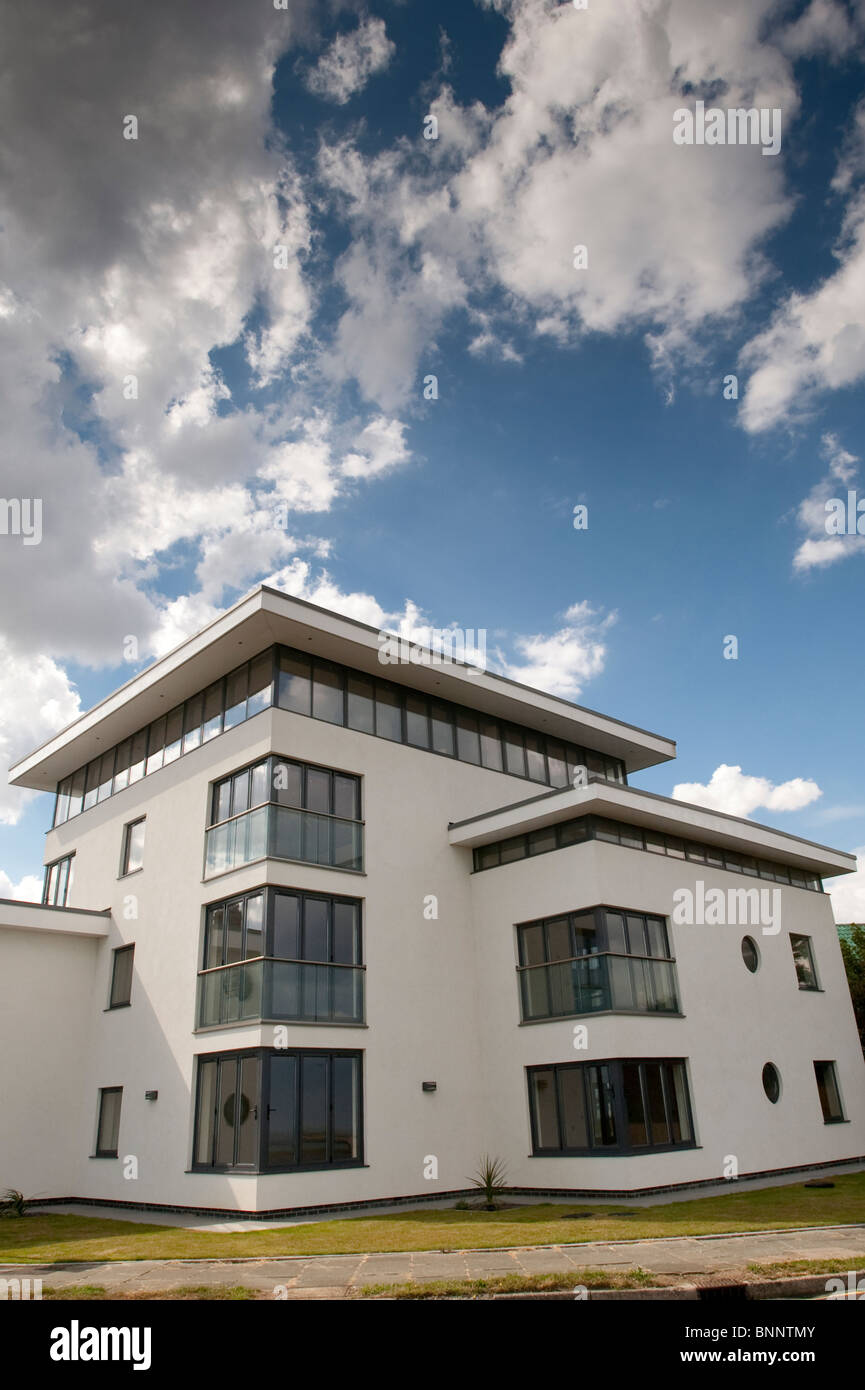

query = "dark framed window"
[
  {"left": 528, "top": 1059, "right": 694, "bottom": 1156},
  {"left": 741, "top": 936, "right": 759, "bottom": 973},
  {"left": 517, "top": 905, "right": 678, "bottom": 1021},
  {"left": 52, "top": 649, "right": 276, "bottom": 828},
  {"left": 94, "top": 1087, "right": 122, "bottom": 1157},
  {"left": 762, "top": 1062, "right": 781, "bottom": 1104},
  {"left": 109, "top": 944, "right": 135, "bottom": 1008},
  {"left": 199, "top": 888, "right": 363, "bottom": 1028},
  {"left": 814, "top": 1061, "right": 845, "bottom": 1123},
  {"left": 790, "top": 934, "right": 819, "bottom": 990},
  {"left": 43, "top": 854, "right": 74, "bottom": 907},
  {"left": 192, "top": 1048, "right": 363, "bottom": 1172},
  {"left": 473, "top": 815, "right": 823, "bottom": 892},
  {"left": 205, "top": 755, "right": 363, "bottom": 878},
  {"left": 270, "top": 649, "right": 629, "bottom": 787},
  {"left": 52, "top": 639, "right": 630, "bottom": 829},
  {"left": 120, "top": 818, "right": 146, "bottom": 876}
]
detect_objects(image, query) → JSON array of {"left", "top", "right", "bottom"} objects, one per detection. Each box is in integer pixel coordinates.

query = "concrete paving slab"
[{"left": 6, "top": 1222, "right": 863, "bottom": 1299}]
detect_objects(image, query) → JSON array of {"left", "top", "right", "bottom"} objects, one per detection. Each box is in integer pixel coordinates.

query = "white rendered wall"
[
  {"left": 36, "top": 704, "right": 536, "bottom": 1211},
  {"left": 0, "top": 926, "right": 101, "bottom": 1197},
  {"left": 5, "top": 702, "right": 862, "bottom": 1211},
  {"left": 470, "top": 838, "right": 865, "bottom": 1192}
]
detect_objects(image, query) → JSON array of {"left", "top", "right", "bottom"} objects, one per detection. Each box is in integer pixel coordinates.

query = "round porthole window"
[
  {"left": 762, "top": 1063, "right": 781, "bottom": 1104},
  {"left": 741, "top": 936, "right": 760, "bottom": 973}
]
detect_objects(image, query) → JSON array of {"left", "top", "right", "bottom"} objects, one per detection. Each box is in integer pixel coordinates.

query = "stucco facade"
[{"left": 2, "top": 586, "right": 863, "bottom": 1215}]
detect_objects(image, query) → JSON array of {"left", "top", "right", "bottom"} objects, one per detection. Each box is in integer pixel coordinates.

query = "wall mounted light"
[{"left": 422, "top": 1082, "right": 437, "bottom": 1093}]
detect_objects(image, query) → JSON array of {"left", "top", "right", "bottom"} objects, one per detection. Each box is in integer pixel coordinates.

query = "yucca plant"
[
  {"left": 468, "top": 1155, "right": 508, "bottom": 1211},
  {"left": 0, "top": 1189, "right": 29, "bottom": 1218}
]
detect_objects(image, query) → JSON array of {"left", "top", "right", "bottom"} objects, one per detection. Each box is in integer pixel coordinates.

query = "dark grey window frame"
[
  {"left": 741, "top": 936, "right": 760, "bottom": 973},
  {"left": 197, "top": 885, "right": 365, "bottom": 1028},
  {"left": 790, "top": 933, "right": 820, "bottom": 990},
  {"left": 762, "top": 1062, "right": 781, "bottom": 1104},
  {"left": 527, "top": 1058, "right": 696, "bottom": 1157},
  {"left": 52, "top": 646, "right": 276, "bottom": 828},
  {"left": 474, "top": 815, "right": 823, "bottom": 893},
  {"left": 53, "top": 640, "right": 629, "bottom": 829},
  {"left": 191, "top": 1047, "right": 364, "bottom": 1174},
  {"left": 108, "top": 943, "right": 135, "bottom": 1010},
  {"left": 516, "top": 904, "right": 679, "bottom": 1022},
  {"left": 119, "top": 817, "right": 146, "bottom": 877},
  {"left": 93, "top": 1086, "right": 123, "bottom": 1158},
  {"left": 42, "top": 852, "right": 74, "bottom": 907},
  {"left": 204, "top": 754, "right": 364, "bottom": 878},
  {"left": 813, "top": 1060, "right": 846, "bottom": 1124},
  {"left": 272, "top": 644, "right": 627, "bottom": 788}
]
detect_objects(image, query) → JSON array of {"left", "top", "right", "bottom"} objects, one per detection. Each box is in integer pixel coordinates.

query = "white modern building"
[{"left": 2, "top": 585, "right": 863, "bottom": 1217}]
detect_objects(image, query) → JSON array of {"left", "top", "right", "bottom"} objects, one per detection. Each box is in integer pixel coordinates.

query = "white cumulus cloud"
[{"left": 672, "top": 764, "right": 822, "bottom": 818}]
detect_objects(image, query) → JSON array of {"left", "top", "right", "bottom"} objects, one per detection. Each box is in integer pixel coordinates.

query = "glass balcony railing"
[
  {"left": 518, "top": 953, "right": 679, "bottom": 1022},
  {"left": 204, "top": 804, "right": 363, "bottom": 878},
  {"left": 197, "top": 958, "right": 365, "bottom": 1027}
]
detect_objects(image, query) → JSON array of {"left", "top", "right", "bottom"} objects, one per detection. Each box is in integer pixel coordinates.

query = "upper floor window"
[
  {"left": 204, "top": 756, "right": 363, "bottom": 879},
  {"left": 52, "top": 648, "right": 274, "bottom": 827},
  {"left": 790, "top": 934, "right": 819, "bottom": 990},
  {"left": 109, "top": 944, "right": 135, "bottom": 1009},
  {"left": 814, "top": 1061, "right": 845, "bottom": 1123},
  {"left": 528, "top": 1059, "right": 695, "bottom": 1156},
  {"left": 53, "top": 641, "right": 629, "bottom": 830},
  {"left": 198, "top": 887, "right": 364, "bottom": 1028},
  {"left": 276, "top": 645, "right": 627, "bottom": 790},
  {"left": 120, "top": 818, "right": 146, "bottom": 876},
  {"left": 43, "top": 854, "right": 74, "bottom": 907},
  {"left": 517, "top": 905, "right": 678, "bottom": 1021},
  {"left": 474, "top": 815, "right": 823, "bottom": 892}
]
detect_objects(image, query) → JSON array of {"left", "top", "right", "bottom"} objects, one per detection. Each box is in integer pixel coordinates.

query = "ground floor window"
[
  {"left": 528, "top": 1058, "right": 695, "bottom": 1156},
  {"left": 814, "top": 1061, "right": 845, "bottom": 1123},
  {"left": 192, "top": 1048, "right": 363, "bottom": 1172},
  {"left": 94, "top": 1087, "right": 122, "bottom": 1157}
]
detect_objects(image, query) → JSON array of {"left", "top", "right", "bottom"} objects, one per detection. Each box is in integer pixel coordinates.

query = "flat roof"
[
  {"left": 447, "top": 780, "right": 857, "bottom": 878},
  {"left": 9, "top": 585, "right": 677, "bottom": 791},
  {"left": 0, "top": 900, "right": 110, "bottom": 938}
]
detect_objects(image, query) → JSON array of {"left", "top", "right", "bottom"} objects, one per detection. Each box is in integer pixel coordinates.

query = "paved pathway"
[{"left": 4, "top": 1225, "right": 864, "bottom": 1298}]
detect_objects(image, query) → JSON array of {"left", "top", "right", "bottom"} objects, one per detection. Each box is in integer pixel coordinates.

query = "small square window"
[
  {"left": 121, "top": 819, "right": 146, "bottom": 876},
  {"left": 109, "top": 944, "right": 135, "bottom": 1008}
]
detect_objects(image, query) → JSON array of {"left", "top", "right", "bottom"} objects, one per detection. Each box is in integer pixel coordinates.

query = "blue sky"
[{"left": 1, "top": 0, "right": 864, "bottom": 916}]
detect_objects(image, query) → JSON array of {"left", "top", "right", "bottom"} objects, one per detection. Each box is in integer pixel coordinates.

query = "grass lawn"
[
  {"left": 1, "top": 1172, "right": 863, "bottom": 1264},
  {"left": 42, "top": 1285, "right": 263, "bottom": 1301}
]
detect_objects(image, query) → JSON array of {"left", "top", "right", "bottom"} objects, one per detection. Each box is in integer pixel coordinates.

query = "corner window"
[
  {"left": 198, "top": 888, "right": 363, "bottom": 1028},
  {"left": 204, "top": 756, "right": 363, "bottom": 878},
  {"left": 814, "top": 1061, "right": 845, "bottom": 1123},
  {"left": 94, "top": 1087, "right": 122, "bottom": 1157},
  {"left": 790, "top": 934, "right": 819, "bottom": 990},
  {"left": 192, "top": 1049, "right": 362, "bottom": 1172},
  {"left": 120, "top": 818, "right": 146, "bottom": 876},
  {"left": 109, "top": 944, "right": 135, "bottom": 1009},
  {"left": 528, "top": 1059, "right": 694, "bottom": 1156},
  {"left": 43, "top": 854, "right": 74, "bottom": 907},
  {"left": 517, "top": 906, "right": 678, "bottom": 1021}
]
